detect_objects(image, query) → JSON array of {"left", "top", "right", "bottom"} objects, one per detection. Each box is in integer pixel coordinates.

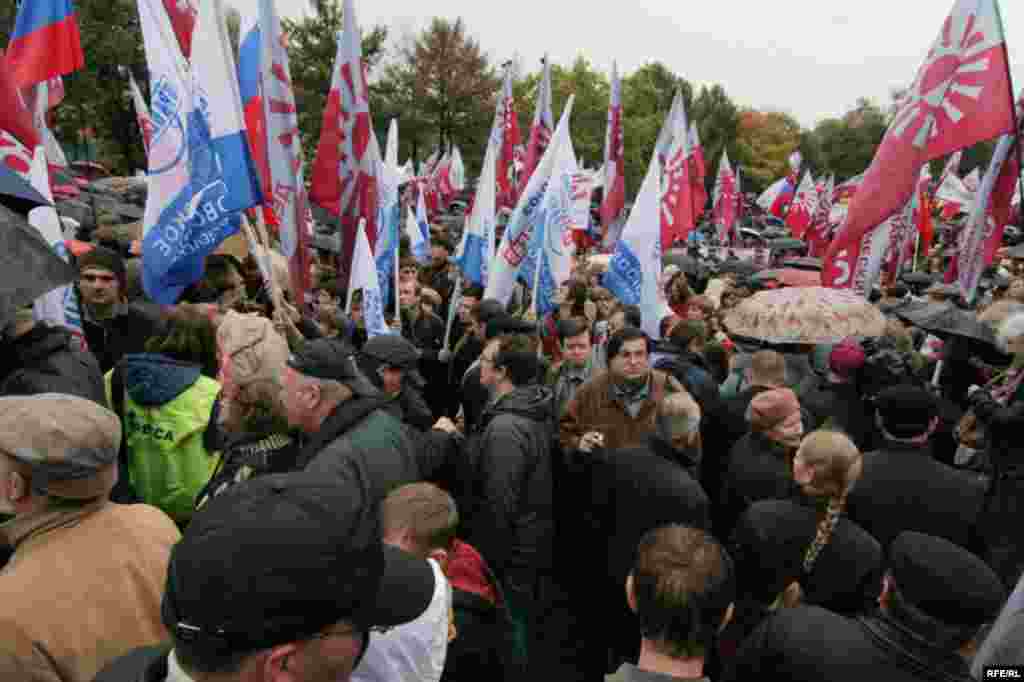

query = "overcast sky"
[{"left": 231, "top": 0, "right": 1024, "bottom": 128}]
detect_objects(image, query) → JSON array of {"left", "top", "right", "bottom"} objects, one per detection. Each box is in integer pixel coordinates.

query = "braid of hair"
[{"left": 802, "top": 494, "right": 846, "bottom": 574}]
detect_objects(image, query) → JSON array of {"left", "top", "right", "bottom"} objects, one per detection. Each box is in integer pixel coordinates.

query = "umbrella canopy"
[
  {"left": 892, "top": 302, "right": 995, "bottom": 345},
  {"left": 761, "top": 229, "right": 790, "bottom": 240},
  {"left": 1006, "top": 243, "right": 1024, "bottom": 259},
  {"left": 723, "top": 287, "right": 887, "bottom": 345},
  {"left": 768, "top": 238, "right": 806, "bottom": 251},
  {"left": 781, "top": 257, "right": 823, "bottom": 272},
  {"left": 0, "top": 164, "right": 50, "bottom": 216},
  {"left": 0, "top": 204, "right": 77, "bottom": 323},
  {"left": 752, "top": 268, "right": 822, "bottom": 288},
  {"left": 901, "top": 272, "right": 938, "bottom": 286},
  {"left": 737, "top": 228, "right": 765, "bottom": 242}
]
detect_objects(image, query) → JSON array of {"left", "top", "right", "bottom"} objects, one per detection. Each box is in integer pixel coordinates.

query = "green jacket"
[{"left": 105, "top": 354, "right": 220, "bottom": 524}]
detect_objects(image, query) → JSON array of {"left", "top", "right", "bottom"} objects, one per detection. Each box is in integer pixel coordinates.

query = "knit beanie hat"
[
  {"left": 77, "top": 245, "right": 127, "bottom": 291},
  {"left": 747, "top": 388, "right": 803, "bottom": 448}
]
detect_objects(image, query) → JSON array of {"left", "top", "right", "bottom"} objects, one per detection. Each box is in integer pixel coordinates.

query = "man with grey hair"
[
  {"left": 0, "top": 393, "right": 180, "bottom": 682},
  {"left": 282, "top": 338, "right": 455, "bottom": 505}
]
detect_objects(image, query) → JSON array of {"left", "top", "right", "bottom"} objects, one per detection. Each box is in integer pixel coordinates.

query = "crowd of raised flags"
[{"left": 0, "top": 0, "right": 1023, "bottom": 343}]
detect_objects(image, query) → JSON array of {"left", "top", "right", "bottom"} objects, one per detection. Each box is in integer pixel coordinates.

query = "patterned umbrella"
[
  {"left": 753, "top": 268, "right": 822, "bottom": 288},
  {"left": 723, "top": 287, "right": 887, "bottom": 344}
]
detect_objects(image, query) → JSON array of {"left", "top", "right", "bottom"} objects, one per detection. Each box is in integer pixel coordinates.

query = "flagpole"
[
  {"left": 394, "top": 244, "right": 401, "bottom": 323},
  {"left": 913, "top": 232, "right": 921, "bottom": 273},
  {"left": 443, "top": 273, "right": 462, "bottom": 353},
  {"left": 994, "top": 7, "right": 1024, "bottom": 227}
]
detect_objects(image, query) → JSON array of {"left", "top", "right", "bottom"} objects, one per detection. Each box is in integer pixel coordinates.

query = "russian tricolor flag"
[
  {"left": 7, "top": 0, "right": 85, "bottom": 88},
  {"left": 236, "top": 13, "right": 273, "bottom": 222}
]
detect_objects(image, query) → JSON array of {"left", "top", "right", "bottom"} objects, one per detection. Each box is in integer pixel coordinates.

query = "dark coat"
[
  {"left": 460, "top": 384, "right": 557, "bottom": 591},
  {"left": 845, "top": 440, "right": 988, "bottom": 554},
  {"left": 0, "top": 324, "right": 106, "bottom": 406},
  {"left": 448, "top": 331, "right": 483, "bottom": 418},
  {"left": 719, "top": 430, "right": 800, "bottom": 538},
  {"left": 730, "top": 498, "right": 883, "bottom": 616},
  {"left": 726, "top": 606, "right": 975, "bottom": 682},
  {"left": 460, "top": 363, "right": 490, "bottom": 435},
  {"left": 580, "top": 436, "right": 711, "bottom": 675},
  {"left": 297, "top": 394, "right": 427, "bottom": 507},
  {"left": 970, "top": 391, "right": 1024, "bottom": 586},
  {"left": 82, "top": 302, "right": 166, "bottom": 374},
  {"left": 797, "top": 376, "right": 877, "bottom": 451}
]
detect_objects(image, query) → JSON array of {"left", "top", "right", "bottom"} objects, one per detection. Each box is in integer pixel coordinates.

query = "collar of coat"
[{"left": 1, "top": 497, "right": 108, "bottom": 551}]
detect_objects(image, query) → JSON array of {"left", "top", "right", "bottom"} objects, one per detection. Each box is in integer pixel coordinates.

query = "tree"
[
  {"left": 812, "top": 98, "right": 887, "bottom": 182},
  {"left": 736, "top": 110, "right": 802, "bottom": 192},
  {"left": 691, "top": 84, "right": 741, "bottom": 196},
  {"left": 372, "top": 18, "right": 498, "bottom": 178},
  {"left": 285, "top": 0, "right": 387, "bottom": 163}
]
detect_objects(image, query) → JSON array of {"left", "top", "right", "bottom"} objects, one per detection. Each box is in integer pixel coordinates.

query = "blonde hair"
[
  {"left": 998, "top": 312, "right": 1024, "bottom": 353},
  {"left": 795, "top": 430, "right": 863, "bottom": 574}
]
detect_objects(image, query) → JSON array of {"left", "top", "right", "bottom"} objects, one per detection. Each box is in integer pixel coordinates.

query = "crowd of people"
[{"left": 3, "top": 210, "right": 1024, "bottom": 682}]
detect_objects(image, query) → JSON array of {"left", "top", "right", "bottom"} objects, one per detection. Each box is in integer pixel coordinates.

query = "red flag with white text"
[
  {"left": 601, "top": 61, "right": 625, "bottom": 232},
  {"left": 824, "top": 0, "right": 1016, "bottom": 290}
]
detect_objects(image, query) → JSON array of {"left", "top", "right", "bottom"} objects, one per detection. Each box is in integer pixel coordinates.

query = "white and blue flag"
[{"left": 140, "top": 0, "right": 263, "bottom": 304}]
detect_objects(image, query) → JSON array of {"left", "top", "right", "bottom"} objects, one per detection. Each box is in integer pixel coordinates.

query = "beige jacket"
[{"left": 0, "top": 501, "right": 180, "bottom": 682}]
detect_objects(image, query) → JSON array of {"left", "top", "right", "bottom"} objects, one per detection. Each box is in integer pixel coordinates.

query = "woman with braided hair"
[{"left": 720, "top": 430, "right": 883, "bottom": 665}]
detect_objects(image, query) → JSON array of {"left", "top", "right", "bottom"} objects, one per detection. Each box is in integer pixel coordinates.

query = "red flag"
[
  {"left": 495, "top": 68, "right": 521, "bottom": 210},
  {"left": 162, "top": 0, "right": 197, "bottom": 59},
  {"left": 712, "top": 150, "right": 737, "bottom": 242},
  {"left": 688, "top": 122, "right": 708, "bottom": 220},
  {"left": 0, "top": 59, "right": 41, "bottom": 150},
  {"left": 310, "top": 0, "right": 377, "bottom": 274},
  {"left": 824, "top": 0, "right": 1016, "bottom": 289},
  {"left": 601, "top": 62, "right": 625, "bottom": 231},
  {"left": 806, "top": 175, "right": 835, "bottom": 257},
  {"left": 661, "top": 132, "right": 695, "bottom": 247},
  {"left": 785, "top": 172, "right": 819, "bottom": 238},
  {"left": 916, "top": 166, "right": 936, "bottom": 257},
  {"left": 522, "top": 59, "right": 554, "bottom": 187}
]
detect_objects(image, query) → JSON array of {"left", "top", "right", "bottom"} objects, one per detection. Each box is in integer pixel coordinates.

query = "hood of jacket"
[
  {"left": 483, "top": 384, "right": 555, "bottom": 426},
  {"left": 121, "top": 353, "right": 202, "bottom": 406},
  {"left": 447, "top": 539, "right": 500, "bottom": 607}
]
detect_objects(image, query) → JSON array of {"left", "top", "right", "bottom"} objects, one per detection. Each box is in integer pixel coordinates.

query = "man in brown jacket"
[
  {"left": 561, "top": 327, "right": 681, "bottom": 454},
  {"left": 0, "top": 393, "right": 180, "bottom": 682}
]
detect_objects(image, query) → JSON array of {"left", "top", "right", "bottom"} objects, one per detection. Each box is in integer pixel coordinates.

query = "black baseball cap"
[
  {"left": 161, "top": 473, "right": 435, "bottom": 653},
  {"left": 287, "top": 338, "right": 379, "bottom": 397}
]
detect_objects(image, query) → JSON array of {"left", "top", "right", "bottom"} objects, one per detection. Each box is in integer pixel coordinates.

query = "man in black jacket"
[
  {"left": 727, "top": 532, "right": 1005, "bottom": 682},
  {"left": 460, "top": 333, "right": 555, "bottom": 675},
  {"left": 77, "top": 246, "right": 165, "bottom": 373},
  {"left": 0, "top": 306, "right": 105, "bottom": 405},
  {"left": 845, "top": 385, "right": 988, "bottom": 553}
]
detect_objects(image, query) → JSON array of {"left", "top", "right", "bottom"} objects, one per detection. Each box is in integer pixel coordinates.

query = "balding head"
[{"left": 749, "top": 350, "right": 787, "bottom": 388}]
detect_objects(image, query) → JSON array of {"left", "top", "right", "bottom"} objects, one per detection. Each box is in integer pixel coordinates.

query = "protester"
[
  {"left": 460, "top": 310, "right": 534, "bottom": 434},
  {"left": 719, "top": 387, "right": 804, "bottom": 536},
  {"left": 798, "top": 338, "right": 876, "bottom": 450},
  {"left": 443, "top": 286, "right": 487, "bottom": 418},
  {"left": 607, "top": 525, "right": 734, "bottom": 682},
  {"left": 357, "top": 334, "right": 434, "bottom": 431},
  {"left": 561, "top": 327, "right": 682, "bottom": 453},
  {"left": 845, "top": 385, "right": 988, "bottom": 553},
  {"left": 104, "top": 305, "right": 221, "bottom": 525},
  {"left": 0, "top": 394, "right": 180, "bottom": 682},
  {"left": 459, "top": 333, "right": 555, "bottom": 669},
  {"left": 354, "top": 483, "right": 456, "bottom": 682},
  {"left": 727, "top": 532, "right": 1005, "bottom": 682},
  {"left": 94, "top": 473, "right": 436, "bottom": 682},
  {"left": 546, "top": 317, "right": 595, "bottom": 417},
  {"left": 0, "top": 304, "right": 106, "bottom": 405},
  {"left": 282, "top": 338, "right": 427, "bottom": 503},
  {"left": 77, "top": 246, "right": 165, "bottom": 373},
  {"left": 194, "top": 312, "right": 297, "bottom": 509}
]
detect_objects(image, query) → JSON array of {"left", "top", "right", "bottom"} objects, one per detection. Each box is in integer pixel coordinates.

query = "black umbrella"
[
  {"left": 761, "top": 229, "right": 790, "bottom": 240},
  {"left": 768, "top": 238, "right": 806, "bottom": 251},
  {"left": 781, "top": 257, "right": 822, "bottom": 271},
  {"left": 901, "top": 271, "right": 938, "bottom": 286},
  {"left": 0, "top": 164, "right": 50, "bottom": 215},
  {"left": 892, "top": 302, "right": 995, "bottom": 345},
  {"left": 1006, "top": 243, "right": 1024, "bottom": 259},
  {"left": 0, "top": 204, "right": 78, "bottom": 324}
]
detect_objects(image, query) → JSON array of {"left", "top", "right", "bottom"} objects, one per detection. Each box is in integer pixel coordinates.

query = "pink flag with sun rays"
[{"left": 823, "top": 0, "right": 1015, "bottom": 289}]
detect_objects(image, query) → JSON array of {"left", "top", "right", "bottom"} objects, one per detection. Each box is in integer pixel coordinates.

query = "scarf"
[
  {"left": 610, "top": 374, "right": 651, "bottom": 419},
  {"left": 990, "top": 355, "right": 1024, "bottom": 406}
]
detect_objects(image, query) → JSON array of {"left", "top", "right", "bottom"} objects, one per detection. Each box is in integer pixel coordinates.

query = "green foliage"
[
  {"left": 736, "top": 110, "right": 802, "bottom": 192},
  {"left": 811, "top": 98, "right": 887, "bottom": 182},
  {"left": 284, "top": 0, "right": 387, "bottom": 164},
  {"left": 372, "top": 18, "right": 499, "bottom": 178}
]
